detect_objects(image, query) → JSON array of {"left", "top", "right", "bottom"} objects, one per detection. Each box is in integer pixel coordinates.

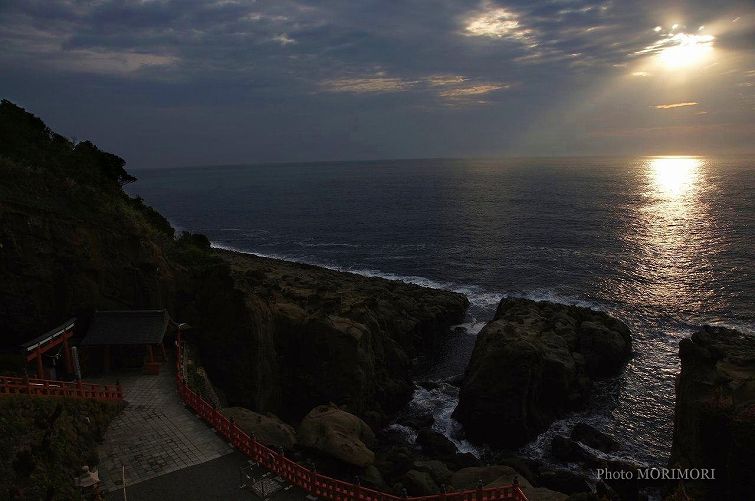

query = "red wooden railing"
[
  {"left": 0, "top": 375, "right": 123, "bottom": 401},
  {"left": 175, "top": 335, "right": 527, "bottom": 501}
]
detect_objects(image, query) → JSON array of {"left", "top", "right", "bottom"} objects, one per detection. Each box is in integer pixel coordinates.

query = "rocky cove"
[{"left": 2, "top": 100, "right": 754, "bottom": 500}]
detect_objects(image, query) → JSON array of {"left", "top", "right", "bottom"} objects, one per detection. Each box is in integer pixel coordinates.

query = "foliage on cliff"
[
  {"left": 0, "top": 100, "right": 201, "bottom": 346},
  {"left": 0, "top": 397, "right": 121, "bottom": 500},
  {"left": 0, "top": 99, "right": 135, "bottom": 188}
]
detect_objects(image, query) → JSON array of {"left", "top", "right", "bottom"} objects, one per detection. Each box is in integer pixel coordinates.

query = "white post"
[{"left": 122, "top": 465, "right": 127, "bottom": 501}]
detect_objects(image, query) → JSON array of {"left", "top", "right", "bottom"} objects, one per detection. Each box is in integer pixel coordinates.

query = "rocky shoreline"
[
  {"left": 195, "top": 248, "right": 469, "bottom": 427},
  {"left": 3, "top": 101, "right": 754, "bottom": 500},
  {"left": 183, "top": 289, "right": 641, "bottom": 499}
]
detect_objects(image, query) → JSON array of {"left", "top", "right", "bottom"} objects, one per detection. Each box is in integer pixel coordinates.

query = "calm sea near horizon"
[{"left": 127, "top": 155, "right": 754, "bottom": 467}]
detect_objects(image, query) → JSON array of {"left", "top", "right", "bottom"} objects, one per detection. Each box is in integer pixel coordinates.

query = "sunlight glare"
[
  {"left": 649, "top": 157, "right": 701, "bottom": 196},
  {"left": 657, "top": 33, "right": 714, "bottom": 69}
]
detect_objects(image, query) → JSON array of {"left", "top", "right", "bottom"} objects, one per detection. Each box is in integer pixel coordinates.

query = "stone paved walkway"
[
  {"left": 94, "top": 364, "right": 234, "bottom": 492},
  {"left": 105, "top": 452, "right": 310, "bottom": 501}
]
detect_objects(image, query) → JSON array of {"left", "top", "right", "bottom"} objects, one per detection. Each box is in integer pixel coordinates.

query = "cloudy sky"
[{"left": 1, "top": 0, "right": 754, "bottom": 168}]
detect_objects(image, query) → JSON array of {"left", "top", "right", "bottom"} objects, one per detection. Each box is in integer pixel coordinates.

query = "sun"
[{"left": 657, "top": 33, "right": 714, "bottom": 69}]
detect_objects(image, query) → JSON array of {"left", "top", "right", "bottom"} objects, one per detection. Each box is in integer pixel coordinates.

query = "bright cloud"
[
  {"left": 653, "top": 102, "right": 699, "bottom": 109},
  {"left": 427, "top": 75, "right": 467, "bottom": 86},
  {"left": 634, "top": 31, "right": 715, "bottom": 69},
  {"left": 321, "top": 77, "right": 414, "bottom": 93},
  {"left": 439, "top": 84, "right": 507, "bottom": 98},
  {"left": 464, "top": 4, "right": 532, "bottom": 43},
  {"left": 272, "top": 33, "right": 296, "bottom": 46}
]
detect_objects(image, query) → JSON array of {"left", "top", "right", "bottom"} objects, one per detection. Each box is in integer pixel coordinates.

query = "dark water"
[{"left": 127, "top": 156, "right": 754, "bottom": 467}]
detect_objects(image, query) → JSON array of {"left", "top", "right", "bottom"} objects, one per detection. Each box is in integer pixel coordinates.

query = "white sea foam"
[
  {"left": 407, "top": 384, "right": 482, "bottom": 457},
  {"left": 385, "top": 423, "right": 418, "bottom": 444},
  {"left": 210, "top": 242, "right": 601, "bottom": 314}
]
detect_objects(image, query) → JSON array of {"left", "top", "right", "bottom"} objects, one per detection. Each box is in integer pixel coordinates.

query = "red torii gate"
[{"left": 21, "top": 318, "right": 75, "bottom": 379}]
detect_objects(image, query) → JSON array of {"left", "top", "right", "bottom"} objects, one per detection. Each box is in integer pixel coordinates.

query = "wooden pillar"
[
  {"left": 35, "top": 350, "right": 44, "bottom": 379},
  {"left": 147, "top": 344, "right": 155, "bottom": 363},
  {"left": 63, "top": 336, "right": 74, "bottom": 374}
]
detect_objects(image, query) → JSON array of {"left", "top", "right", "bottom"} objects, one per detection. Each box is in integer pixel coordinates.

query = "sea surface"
[{"left": 127, "top": 156, "right": 754, "bottom": 468}]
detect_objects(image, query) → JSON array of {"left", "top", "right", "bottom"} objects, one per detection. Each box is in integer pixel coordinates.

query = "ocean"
[{"left": 127, "top": 156, "right": 754, "bottom": 468}]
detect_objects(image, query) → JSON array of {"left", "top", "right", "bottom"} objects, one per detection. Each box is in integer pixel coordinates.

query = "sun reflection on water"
[
  {"left": 629, "top": 156, "right": 712, "bottom": 313},
  {"left": 649, "top": 156, "right": 701, "bottom": 196}
]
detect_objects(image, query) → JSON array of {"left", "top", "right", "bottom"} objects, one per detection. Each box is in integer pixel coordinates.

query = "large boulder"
[
  {"left": 451, "top": 465, "right": 523, "bottom": 490},
  {"left": 298, "top": 404, "right": 376, "bottom": 467},
  {"left": 453, "top": 298, "right": 632, "bottom": 447},
  {"left": 402, "top": 469, "right": 440, "bottom": 496},
  {"left": 412, "top": 460, "right": 453, "bottom": 486},
  {"left": 671, "top": 326, "right": 755, "bottom": 500},
  {"left": 220, "top": 407, "right": 296, "bottom": 449},
  {"left": 537, "top": 468, "right": 591, "bottom": 495}
]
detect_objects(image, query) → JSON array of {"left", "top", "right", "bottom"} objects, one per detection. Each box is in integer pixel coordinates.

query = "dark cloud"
[{"left": 0, "top": 0, "right": 753, "bottom": 166}]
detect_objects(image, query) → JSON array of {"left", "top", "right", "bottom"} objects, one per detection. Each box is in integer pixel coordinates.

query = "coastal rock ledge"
[
  {"left": 671, "top": 325, "right": 755, "bottom": 500},
  {"left": 453, "top": 298, "right": 632, "bottom": 448}
]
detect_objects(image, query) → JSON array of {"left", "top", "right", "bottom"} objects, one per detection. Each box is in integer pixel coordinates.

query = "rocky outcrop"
[
  {"left": 211, "top": 251, "right": 468, "bottom": 425},
  {"left": 671, "top": 325, "right": 755, "bottom": 500},
  {"left": 453, "top": 298, "right": 632, "bottom": 447},
  {"left": 298, "top": 404, "right": 376, "bottom": 468},
  {"left": 220, "top": 407, "right": 297, "bottom": 449}
]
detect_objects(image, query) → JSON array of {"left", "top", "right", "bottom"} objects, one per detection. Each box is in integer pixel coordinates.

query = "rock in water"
[
  {"left": 453, "top": 298, "right": 632, "bottom": 447},
  {"left": 671, "top": 325, "right": 755, "bottom": 500},
  {"left": 298, "top": 404, "right": 376, "bottom": 467},
  {"left": 570, "top": 422, "right": 618, "bottom": 453}
]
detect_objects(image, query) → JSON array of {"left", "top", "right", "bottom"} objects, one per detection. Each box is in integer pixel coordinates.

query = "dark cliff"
[
  {"left": 453, "top": 297, "right": 632, "bottom": 448},
  {"left": 671, "top": 325, "right": 755, "bottom": 500},
  {"left": 207, "top": 251, "right": 468, "bottom": 424},
  {"left": 0, "top": 100, "right": 468, "bottom": 425}
]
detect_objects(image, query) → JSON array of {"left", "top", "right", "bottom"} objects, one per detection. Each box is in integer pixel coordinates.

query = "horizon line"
[{"left": 130, "top": 152, "right": 755, "bottom": 170}]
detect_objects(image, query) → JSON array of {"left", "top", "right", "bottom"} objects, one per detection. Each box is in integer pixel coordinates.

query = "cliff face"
[
  {"left": 453, "top": 298, "right": 632, "bottom": 448},
  {"left": 671, "top": 326, "right": 755, "bottom": 500},
  {"left": 0, "top": 100, "right": 468, "bottom": 426},
  {"left": 197, "top": 251, "right": 468, "bottom": 425}
]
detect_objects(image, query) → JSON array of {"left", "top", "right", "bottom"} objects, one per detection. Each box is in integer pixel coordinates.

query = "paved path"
[
  {"left": 105, "top": 452, "right": 311, "bottom": 501},
  {"left": 94, "top": 364, "right": 234, "bottom": 492}
]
